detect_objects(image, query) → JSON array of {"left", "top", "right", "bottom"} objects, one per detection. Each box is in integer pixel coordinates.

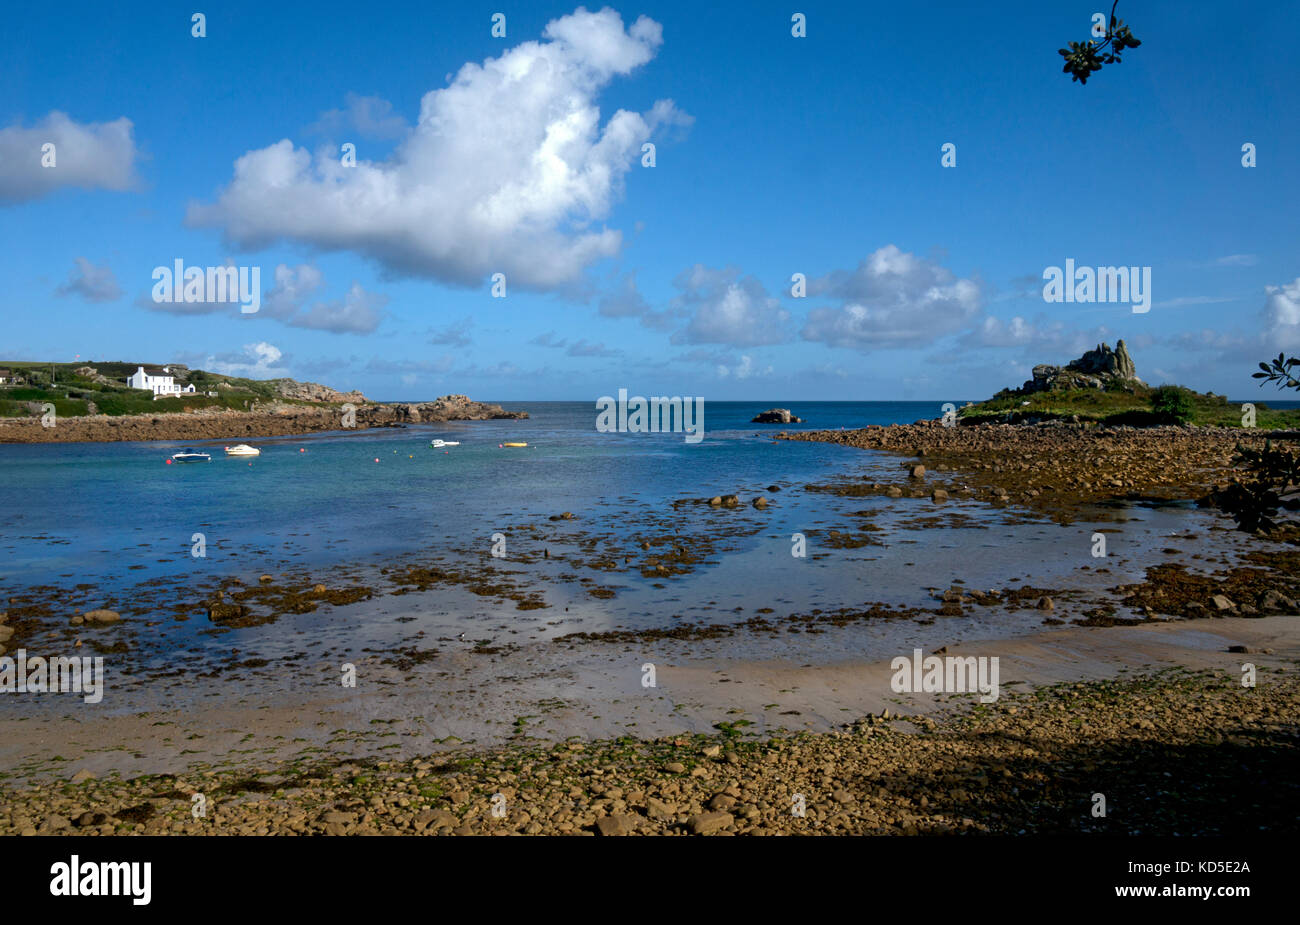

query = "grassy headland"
[
  {"left": 959, "top": 380, "right": 1300, "bottom": 428},
  {"left": 0, "top": 361, "right": 332, "bottom": 419}
]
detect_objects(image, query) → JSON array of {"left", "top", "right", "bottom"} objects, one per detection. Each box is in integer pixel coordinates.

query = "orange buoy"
[{"left": 166, "top": 459, "right": 172, "bottom": 465}]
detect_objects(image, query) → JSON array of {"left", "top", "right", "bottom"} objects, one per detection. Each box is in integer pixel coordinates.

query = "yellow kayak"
[{"left": 500, "top": 442, "right": 528, "bottom": 447}]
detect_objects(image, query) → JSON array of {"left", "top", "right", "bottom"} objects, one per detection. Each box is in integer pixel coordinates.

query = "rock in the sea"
[
  {"left": 1210, "top": 594, "right": 1236, "bottom": 612},
  {"left": 908, "top": 464, "right": 926, "bottom": 479},
  {"left": 207, "top": 602, "right": 245, "bottom": 622},
  {"left": 931, "top": 489, "right": 948, "bottom": 502},
  {"left": 751, "top": 408, "right": 803, "bottom": 424},
  {"left": 752, "top": 496, "right": 769, "bottom": 508},
  {"left": 82, "top": 609, "right": 121, "bottom": 624}
]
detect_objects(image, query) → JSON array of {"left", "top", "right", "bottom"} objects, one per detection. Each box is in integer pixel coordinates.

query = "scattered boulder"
[
  {"left": 595, "top": 814, "right": 638, "bottom": 836},
  {"left": 207, "top": 602, "right": 245, "bottom": 622},
  {"left": 413, "top": 809, "right": 457, "bottom": 832},
  {"left": 686, "top": 811, "right": 733, "bottom": 835},
  {"left": 1259, "top": 590, "right": 1296, "bottom": 613},
  {"left": 81, "top": 609, "right": 121, "bottom": 625}
]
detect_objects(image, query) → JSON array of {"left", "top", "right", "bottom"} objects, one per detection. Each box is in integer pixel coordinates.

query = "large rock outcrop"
[
  {"left": 752, "top": 408, "right": 803, "bottom": 424},
  {"left": 1023, "top": 340, "right": 1145, "bottom": 393},
  {"left": 271, "top": 378, "right": 367, "bottom": 404}
]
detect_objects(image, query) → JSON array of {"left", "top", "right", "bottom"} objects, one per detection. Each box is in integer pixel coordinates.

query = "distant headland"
[{"left": 0, "top": 360, "right": 526, "bottom": 443}]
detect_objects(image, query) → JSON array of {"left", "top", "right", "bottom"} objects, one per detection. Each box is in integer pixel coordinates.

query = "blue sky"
[{"left": 3, "top": 1, "right": 1297, "bottom": 401}]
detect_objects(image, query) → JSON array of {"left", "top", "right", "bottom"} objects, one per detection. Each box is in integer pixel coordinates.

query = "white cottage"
[{"left": 127, "top": 365, "right": 196, "bottom": 398}]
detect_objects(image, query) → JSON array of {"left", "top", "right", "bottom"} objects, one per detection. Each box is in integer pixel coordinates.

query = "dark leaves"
[
  {"left": 1058, "top": 11, "right": 1142, "bottom": 84},
  {"left": 1216, "top": 355, "right": 1300, "bottom": 534}
]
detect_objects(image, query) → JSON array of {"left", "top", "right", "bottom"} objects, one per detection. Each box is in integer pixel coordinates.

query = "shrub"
[{"left": 1150, "top": 385, "right": 1195, "bottom": 424}]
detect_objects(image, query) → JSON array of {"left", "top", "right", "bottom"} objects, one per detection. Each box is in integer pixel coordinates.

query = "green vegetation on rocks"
[{"left": 958, "top": 342, "right": 1300, "bottom": 428}]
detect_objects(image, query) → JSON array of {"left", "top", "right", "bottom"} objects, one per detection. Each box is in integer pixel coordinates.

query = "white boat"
[
  {"left": 224, "top": 444, "right": 261, "bottom": 456},
  {"left": 430, "top": 439, "right": 460, "bottom": 448},
  {"left": 171, "top": 449, "right": 210, "bottom": 463}
]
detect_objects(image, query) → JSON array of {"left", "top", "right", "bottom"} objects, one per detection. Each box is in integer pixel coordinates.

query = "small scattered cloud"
[
  {"left": 55, "top": 257, "right": 122, "bottom": 302},
  {"left": 262, "top": 263, "right": 326, "bottom": 319},
  {"left": 1210, "top": 254, "right": 1259, "bottom": 267},
  {"left": 566, "top": 338, "right": 621, "bottom": 357},
  {"left": 1152, "top": 295, "right": 1238, "bottom": 309},
  {"left": 716, "top": 354, "right": 771, "bottom": 379},
  {"left": 290, "top": 282, "right": 388, "bottom": 334},
  {"left": 428, "top": 317, "right": 473, "bottom": 347},
  {"left": 530, "top": 331, "right": 568, "bottom": 348},
  {"left": 669, "top": 265, "right": 792, "bottom": 347},
  {"left": 801, "top": 245, "right": 981, "bottom": 351},
  {"left": 960, "top": 315, "right": 1107, "bottom": 356},
  {"left": 0, "top": 111, "right": 139, "bottom": 204},
  {"left": 202, "top": 341, "right": 287, "bottom": 377}
]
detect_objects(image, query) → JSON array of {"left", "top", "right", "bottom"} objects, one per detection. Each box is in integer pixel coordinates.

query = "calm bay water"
[
  {"left": 0, "top": 402, "right": 952, "bottom": 594},
  {"left": 0, "top": 399, "right": 1274, "bottom": 694}
]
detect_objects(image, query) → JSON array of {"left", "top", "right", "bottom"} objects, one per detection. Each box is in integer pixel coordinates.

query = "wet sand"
[{"left": 2, "top": 614, "right": 1293, "bottom": 784}]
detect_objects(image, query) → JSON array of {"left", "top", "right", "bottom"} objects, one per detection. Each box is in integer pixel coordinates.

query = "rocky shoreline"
[
  {"left": 783, "top": 420, "right": 1296, "bottom": 516},
  {"left": 0, "top": 394, "right": 527, "bottom": 444},
  {"left": 2, "top": 668, "right": 1292, "bottom": 835}
]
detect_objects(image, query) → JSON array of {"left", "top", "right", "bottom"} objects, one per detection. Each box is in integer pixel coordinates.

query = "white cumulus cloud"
[
  {"left": 1264, "top": 278, "right": 1300, "bottom": 349},
  {"left": 187, "top": 7, "right": 685, "bottom": 290}
]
